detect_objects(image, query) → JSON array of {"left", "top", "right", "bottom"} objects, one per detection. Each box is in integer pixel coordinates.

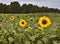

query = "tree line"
[{"left": 0, "top": 1, "right": 60, "bottom": 13}]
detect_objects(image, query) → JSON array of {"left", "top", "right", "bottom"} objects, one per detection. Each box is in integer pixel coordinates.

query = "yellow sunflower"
[
  {"left": 19, "top": 19, "right": 27, "bottom": 27},
  {"left": 10, "top": 16, "right": 14, "bottom": 20},
  {"left": 38, "top": 16, "right": 51, "bottom": 28}
]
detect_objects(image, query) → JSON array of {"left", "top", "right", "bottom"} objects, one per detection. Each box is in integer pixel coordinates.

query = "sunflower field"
[{"left": 0, "top": 13, "right": 60, "bottom": 44}]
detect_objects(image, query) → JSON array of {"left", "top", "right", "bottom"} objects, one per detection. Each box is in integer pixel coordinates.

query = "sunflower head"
[
  {"left": 10, "top": 16, "right": 14, "bottom": 20},
  {"left": 19, "top": 19, "right": 27, "bottom": 27},
  {"left": 38, "top": 16, "right": 51, "bottom": 28}
]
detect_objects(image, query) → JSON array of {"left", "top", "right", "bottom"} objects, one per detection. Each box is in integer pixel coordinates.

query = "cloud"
[
  {"left": 12, "top": 0, "right": 18, "bottom": 1},
  {"left": 0, "top": 0, "right": 60, "bottom": 9}
]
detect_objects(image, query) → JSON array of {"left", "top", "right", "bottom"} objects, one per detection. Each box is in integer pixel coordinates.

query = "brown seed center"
[
  {"left": 42, "top": 20, "right": 47, "bottom": 24},
  {"left": 22, "top": 22, "right": 24, "bottom": 24},
  {"left": 11, "top": 17, "right": 13, "bottom": 19}
]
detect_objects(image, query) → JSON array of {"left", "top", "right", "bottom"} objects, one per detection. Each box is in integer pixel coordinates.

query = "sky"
[{"left": 0, "top": 0, "right": 60, "bottom": 9}]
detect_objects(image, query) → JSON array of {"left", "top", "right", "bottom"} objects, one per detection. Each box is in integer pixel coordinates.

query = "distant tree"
[
  {"left": 32, "top": 5, "right": 39, "bottom": 13},
  {"left": 0, "top": 1, "right": 60, "bottom": 13},
  {"left": 21, "top": 4, "right": 27, "bottom": 13},
  {"left": 10, "top": 1, "right": 20, "bottom": 13},
  {"left": 39, "top": 6, "right": 48, "bottom": 12},
  {"left": 27, "top": 4, "right": 34, "bottom": 13},
  {"left": 4, "top": 4, "right": 11, "bottom": 13},
  {"left": 55, "top": 9, "right": 60, "bottom": 13},
  {"left": 0, "top": 3, "right": 4, "bottom": 13}
]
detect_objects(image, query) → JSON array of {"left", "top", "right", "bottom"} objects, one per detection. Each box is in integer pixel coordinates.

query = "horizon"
[{"left": 0, "top": 0, "right": 60, "bottom": 9}]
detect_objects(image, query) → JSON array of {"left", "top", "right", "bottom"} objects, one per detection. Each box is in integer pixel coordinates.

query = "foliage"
[
  {"left": 0, "top": 1, "right": 60, "bottom": 13},
  {"left": 0, "top": 13, "right": 60, "bottom": 44}
]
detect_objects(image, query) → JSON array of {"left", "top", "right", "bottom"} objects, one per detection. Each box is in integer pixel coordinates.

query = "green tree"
[
  {"left": 27, "top": 4, "right": 34, "bottom": 13},
  {"left": 0, "top": 1, "right": 60, "bottom": 13},
  {"left": 0, "top": 3, "right": 4, "bottom": 13},
  {"left": 10, "top": 1, "right": 20, "bottom": 13},
  {"left": 21, "top": 4, "right": 27, "bottom": 13},
  {"left": 4, "top": 4, "right": 11, "bottom": 13}
]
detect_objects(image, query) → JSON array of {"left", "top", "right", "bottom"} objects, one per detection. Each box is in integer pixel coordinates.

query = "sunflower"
[
  {"left": 38, "top": 16, "right": 51, "bottom": 28},
  {"left": 10, "top": 16, "right": 14, "bottom": 20},
  {"left": 19, "top": 19, "right": 27, "bottom": 27}
]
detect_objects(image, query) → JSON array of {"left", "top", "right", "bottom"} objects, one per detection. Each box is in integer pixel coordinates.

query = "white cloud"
[
  {"left": 0, "top": 0, "right": 60, "bottom": 9},
  {"left": 11, "top": 0, "right": 18, "bottom": 1}
]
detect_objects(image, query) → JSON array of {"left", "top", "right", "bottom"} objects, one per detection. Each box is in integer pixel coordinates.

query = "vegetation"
[
  {"left": 0, "top": 1, "right": 60, "bottom": 13},
  {"left": 0, "top": 1, "right": 60, "bottom": 44},
  {"left": 0, "top": 13, "right": 60, "bottom": 44}
]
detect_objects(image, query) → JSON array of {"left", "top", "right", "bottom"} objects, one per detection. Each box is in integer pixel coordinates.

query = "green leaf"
[
  {"left": 8, "top": 37, "right": 14, "bottom": 43},
  {"left": 37, "top": 40, "right": 43, "bottom": 44},
  {"left": 30, "top": 36, "right": 36, "bottom": 41},
  {"left": 0, "top": 36, "right": 4, "bottom": 42},
  {"left": 3, "top": 30, "right": 7, "bottom": 34},
  {"left": 25, "top": 41, "right": 31, "bottom": 44}
]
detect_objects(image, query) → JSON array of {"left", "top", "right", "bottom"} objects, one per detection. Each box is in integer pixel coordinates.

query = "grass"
[{"left": 0, "top": 13, "right": 60, "bottom": 44}]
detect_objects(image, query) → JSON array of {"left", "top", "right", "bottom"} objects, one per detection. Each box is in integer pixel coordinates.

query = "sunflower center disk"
[
  {"left": 11, "top": 17, "right": 13, "bottom": 19},
  {"left": 42, "top": 20, "right": 47, "bottom": 25},
  {"left": 22, "top": 22, "right": 24, "bottom": 24}
]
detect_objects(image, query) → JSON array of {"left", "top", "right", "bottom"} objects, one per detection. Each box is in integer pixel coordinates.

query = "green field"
[{"left": 0, "top": 13, "right": 60, "bottom": 44}]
